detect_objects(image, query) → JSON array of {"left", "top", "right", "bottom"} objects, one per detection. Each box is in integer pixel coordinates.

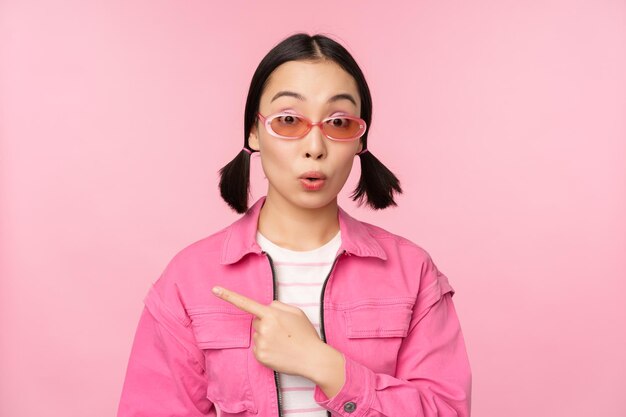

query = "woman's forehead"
[{"left": 262, "top": 60, "right": 360, "bottom": 108}]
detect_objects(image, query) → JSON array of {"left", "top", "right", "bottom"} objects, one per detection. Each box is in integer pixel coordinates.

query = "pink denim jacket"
[{"left": 117, "top": 196, "right": 472, "bottom": 417}]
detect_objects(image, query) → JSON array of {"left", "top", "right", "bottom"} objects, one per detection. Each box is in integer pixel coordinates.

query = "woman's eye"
[
  {"left": 328, "top": 117, "right": 349, "bottom": 128},
  {"left": 277, "top": 115, "right": 298, "bottom": 125}
]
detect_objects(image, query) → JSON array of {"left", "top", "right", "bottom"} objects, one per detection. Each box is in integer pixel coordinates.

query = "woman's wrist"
[{"left": 304, "top": 341, "right": 346, "bottom": 398}]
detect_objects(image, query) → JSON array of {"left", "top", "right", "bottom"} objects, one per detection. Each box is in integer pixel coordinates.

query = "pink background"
[{"left": 1, "top": 1, "right": 625, "bottom": 416}]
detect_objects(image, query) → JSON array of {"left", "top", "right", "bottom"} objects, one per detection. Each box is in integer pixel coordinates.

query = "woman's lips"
[
  {"left": 299, "top": 177, "right": 326, "bottom": 191},
  {"left": 298, "top": 170, "right": 327, "bottom": 191}
]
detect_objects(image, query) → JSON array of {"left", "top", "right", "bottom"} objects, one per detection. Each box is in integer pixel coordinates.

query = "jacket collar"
[{"left": 220, "top": 195, "right": 387, "bottom": 265}]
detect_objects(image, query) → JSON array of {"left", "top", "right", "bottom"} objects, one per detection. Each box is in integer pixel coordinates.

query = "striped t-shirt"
[{"left": 256, "top": 229, "right": 342, "bottom": 416}]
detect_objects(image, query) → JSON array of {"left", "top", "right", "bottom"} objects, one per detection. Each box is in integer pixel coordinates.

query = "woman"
[{"left": 117, "top": 32, "right": 472, "bottom": 417}]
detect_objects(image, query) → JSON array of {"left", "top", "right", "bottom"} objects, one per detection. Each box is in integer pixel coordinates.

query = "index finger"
[{"left": 212, "top": 286, "right": 269, "bottom": 318}]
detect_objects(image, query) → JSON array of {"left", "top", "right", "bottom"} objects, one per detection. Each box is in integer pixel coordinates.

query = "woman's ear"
[
  {"left": 356, "top": 140, "right": 363, "bottom": 154},
  {"left": 248, "top": 123, "right": 260, "bottom": 151}
]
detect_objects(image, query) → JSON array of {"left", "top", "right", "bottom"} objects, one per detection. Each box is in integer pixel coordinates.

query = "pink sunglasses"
[{"left": 257, "top": 111, "right": 367, "bottom": 141}]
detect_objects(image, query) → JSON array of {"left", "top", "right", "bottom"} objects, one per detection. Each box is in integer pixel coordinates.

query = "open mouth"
[
  {"left": 299, "top": 177, "right": 326, "bottom": 190},
  {"left": 299, "top": 171, "right": 326, "bottom": 190}
]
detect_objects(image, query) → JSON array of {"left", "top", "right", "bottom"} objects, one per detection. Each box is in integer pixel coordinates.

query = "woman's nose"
[{"left": 303, "top": 124, "right": 327, "bottom": 159}]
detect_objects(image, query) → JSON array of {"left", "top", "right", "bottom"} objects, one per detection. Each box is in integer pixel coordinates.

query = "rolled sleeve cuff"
[{"left": 313, "top": 353, "right": 375, "bottom": 417}]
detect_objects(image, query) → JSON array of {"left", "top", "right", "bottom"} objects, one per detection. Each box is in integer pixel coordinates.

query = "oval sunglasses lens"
[
  {"left": 270, "top": 115, "right": 309, "bottom": 138},
  {"left": 323, "top": 118, "right": 362, "bottom": 139}
]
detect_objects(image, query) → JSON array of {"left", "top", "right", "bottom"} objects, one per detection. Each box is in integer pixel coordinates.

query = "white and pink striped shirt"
[{"left": 256, "top": 229, "right": 342, "bottom": 416}]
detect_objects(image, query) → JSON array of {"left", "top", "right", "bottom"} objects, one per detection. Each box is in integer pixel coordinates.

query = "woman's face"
[{"left": 248, "top": 59, "right": 363, "bottom": 211}]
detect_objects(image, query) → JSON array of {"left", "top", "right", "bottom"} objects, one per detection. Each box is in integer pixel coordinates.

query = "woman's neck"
[{"left": 257, "top": 192, "right": 340, "bottom": 251}]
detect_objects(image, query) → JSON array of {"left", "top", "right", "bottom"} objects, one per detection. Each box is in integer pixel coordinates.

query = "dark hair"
[{"left": 218, "top": 32, "right": 402, "bottom": 213}]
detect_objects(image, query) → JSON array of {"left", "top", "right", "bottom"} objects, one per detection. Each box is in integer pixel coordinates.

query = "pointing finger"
[{"left": 212, "top": 286, "right": 269, "bottom": 318}]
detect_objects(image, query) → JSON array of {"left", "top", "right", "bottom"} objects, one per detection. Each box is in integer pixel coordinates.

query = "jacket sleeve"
[
  {"left": 117, "top": 276, "right": 214, "bottom": 416},
  {"left": 313, "top": 254, "right": 472, "bottom": 417}
]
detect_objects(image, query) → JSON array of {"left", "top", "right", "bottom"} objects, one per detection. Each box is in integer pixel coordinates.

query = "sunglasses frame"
[{"left": 257, "top": 111, "right": 367, "bottom": 142}]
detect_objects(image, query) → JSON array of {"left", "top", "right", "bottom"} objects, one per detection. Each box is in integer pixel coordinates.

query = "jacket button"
[{"left": 343, "top": 401, "right": 356, "bottom": 413}]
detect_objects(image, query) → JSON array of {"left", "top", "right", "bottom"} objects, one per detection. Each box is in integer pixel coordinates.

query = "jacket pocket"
[
  {"left": 341, "top": 300, "right": 414, "bottom": 374},
  {"left": 344, "top": 302, "right": 412, "bottom": 338},
  {"left": 188, "top": 307, "right": 257, "bottom": 415}
]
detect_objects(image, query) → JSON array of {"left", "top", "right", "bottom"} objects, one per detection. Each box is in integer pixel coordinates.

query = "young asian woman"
[{"left": 117, "top": 32, "right": 472, "bottom": 417}]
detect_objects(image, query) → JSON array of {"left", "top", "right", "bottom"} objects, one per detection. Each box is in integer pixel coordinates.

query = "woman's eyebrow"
[{"left": 270, "top": 90, "right": 357, "bottom": 106}]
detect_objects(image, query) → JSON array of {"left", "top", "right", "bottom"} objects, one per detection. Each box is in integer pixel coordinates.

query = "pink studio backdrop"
[{"left": 1, "top": 1, "right": 625, "bottom": 416}]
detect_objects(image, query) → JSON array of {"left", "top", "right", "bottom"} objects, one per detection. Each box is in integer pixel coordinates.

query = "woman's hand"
[
  {"left": 211, "top": 285, "right": 347, "bottom": 397},
  {"left": 211, "top": 285, "right": 327, "bottom": 378}
]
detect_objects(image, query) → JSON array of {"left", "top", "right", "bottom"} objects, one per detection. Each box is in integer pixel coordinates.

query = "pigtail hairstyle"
[
  {"left": 218, "top": 146, "right": 253, "bottom": 214},
  {"left": 352, "top": 149, "right": 403, "bottom": 209},
  {"left": 218, "top": 32, "right": 402, "bottom": 213}
]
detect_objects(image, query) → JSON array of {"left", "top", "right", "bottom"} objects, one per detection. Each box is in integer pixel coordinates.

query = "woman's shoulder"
[
  {"left": 354, "top": 216, "right": 456, "bottom": 302},
  {"left": 149, "top": 222, "right": 235, "bottom": 284},
  {"left": 358, "top": 217, "right": 432, "bottom": 258},
  {"left": 142, "top": 224, "right": 237, "bottom": 319}
]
